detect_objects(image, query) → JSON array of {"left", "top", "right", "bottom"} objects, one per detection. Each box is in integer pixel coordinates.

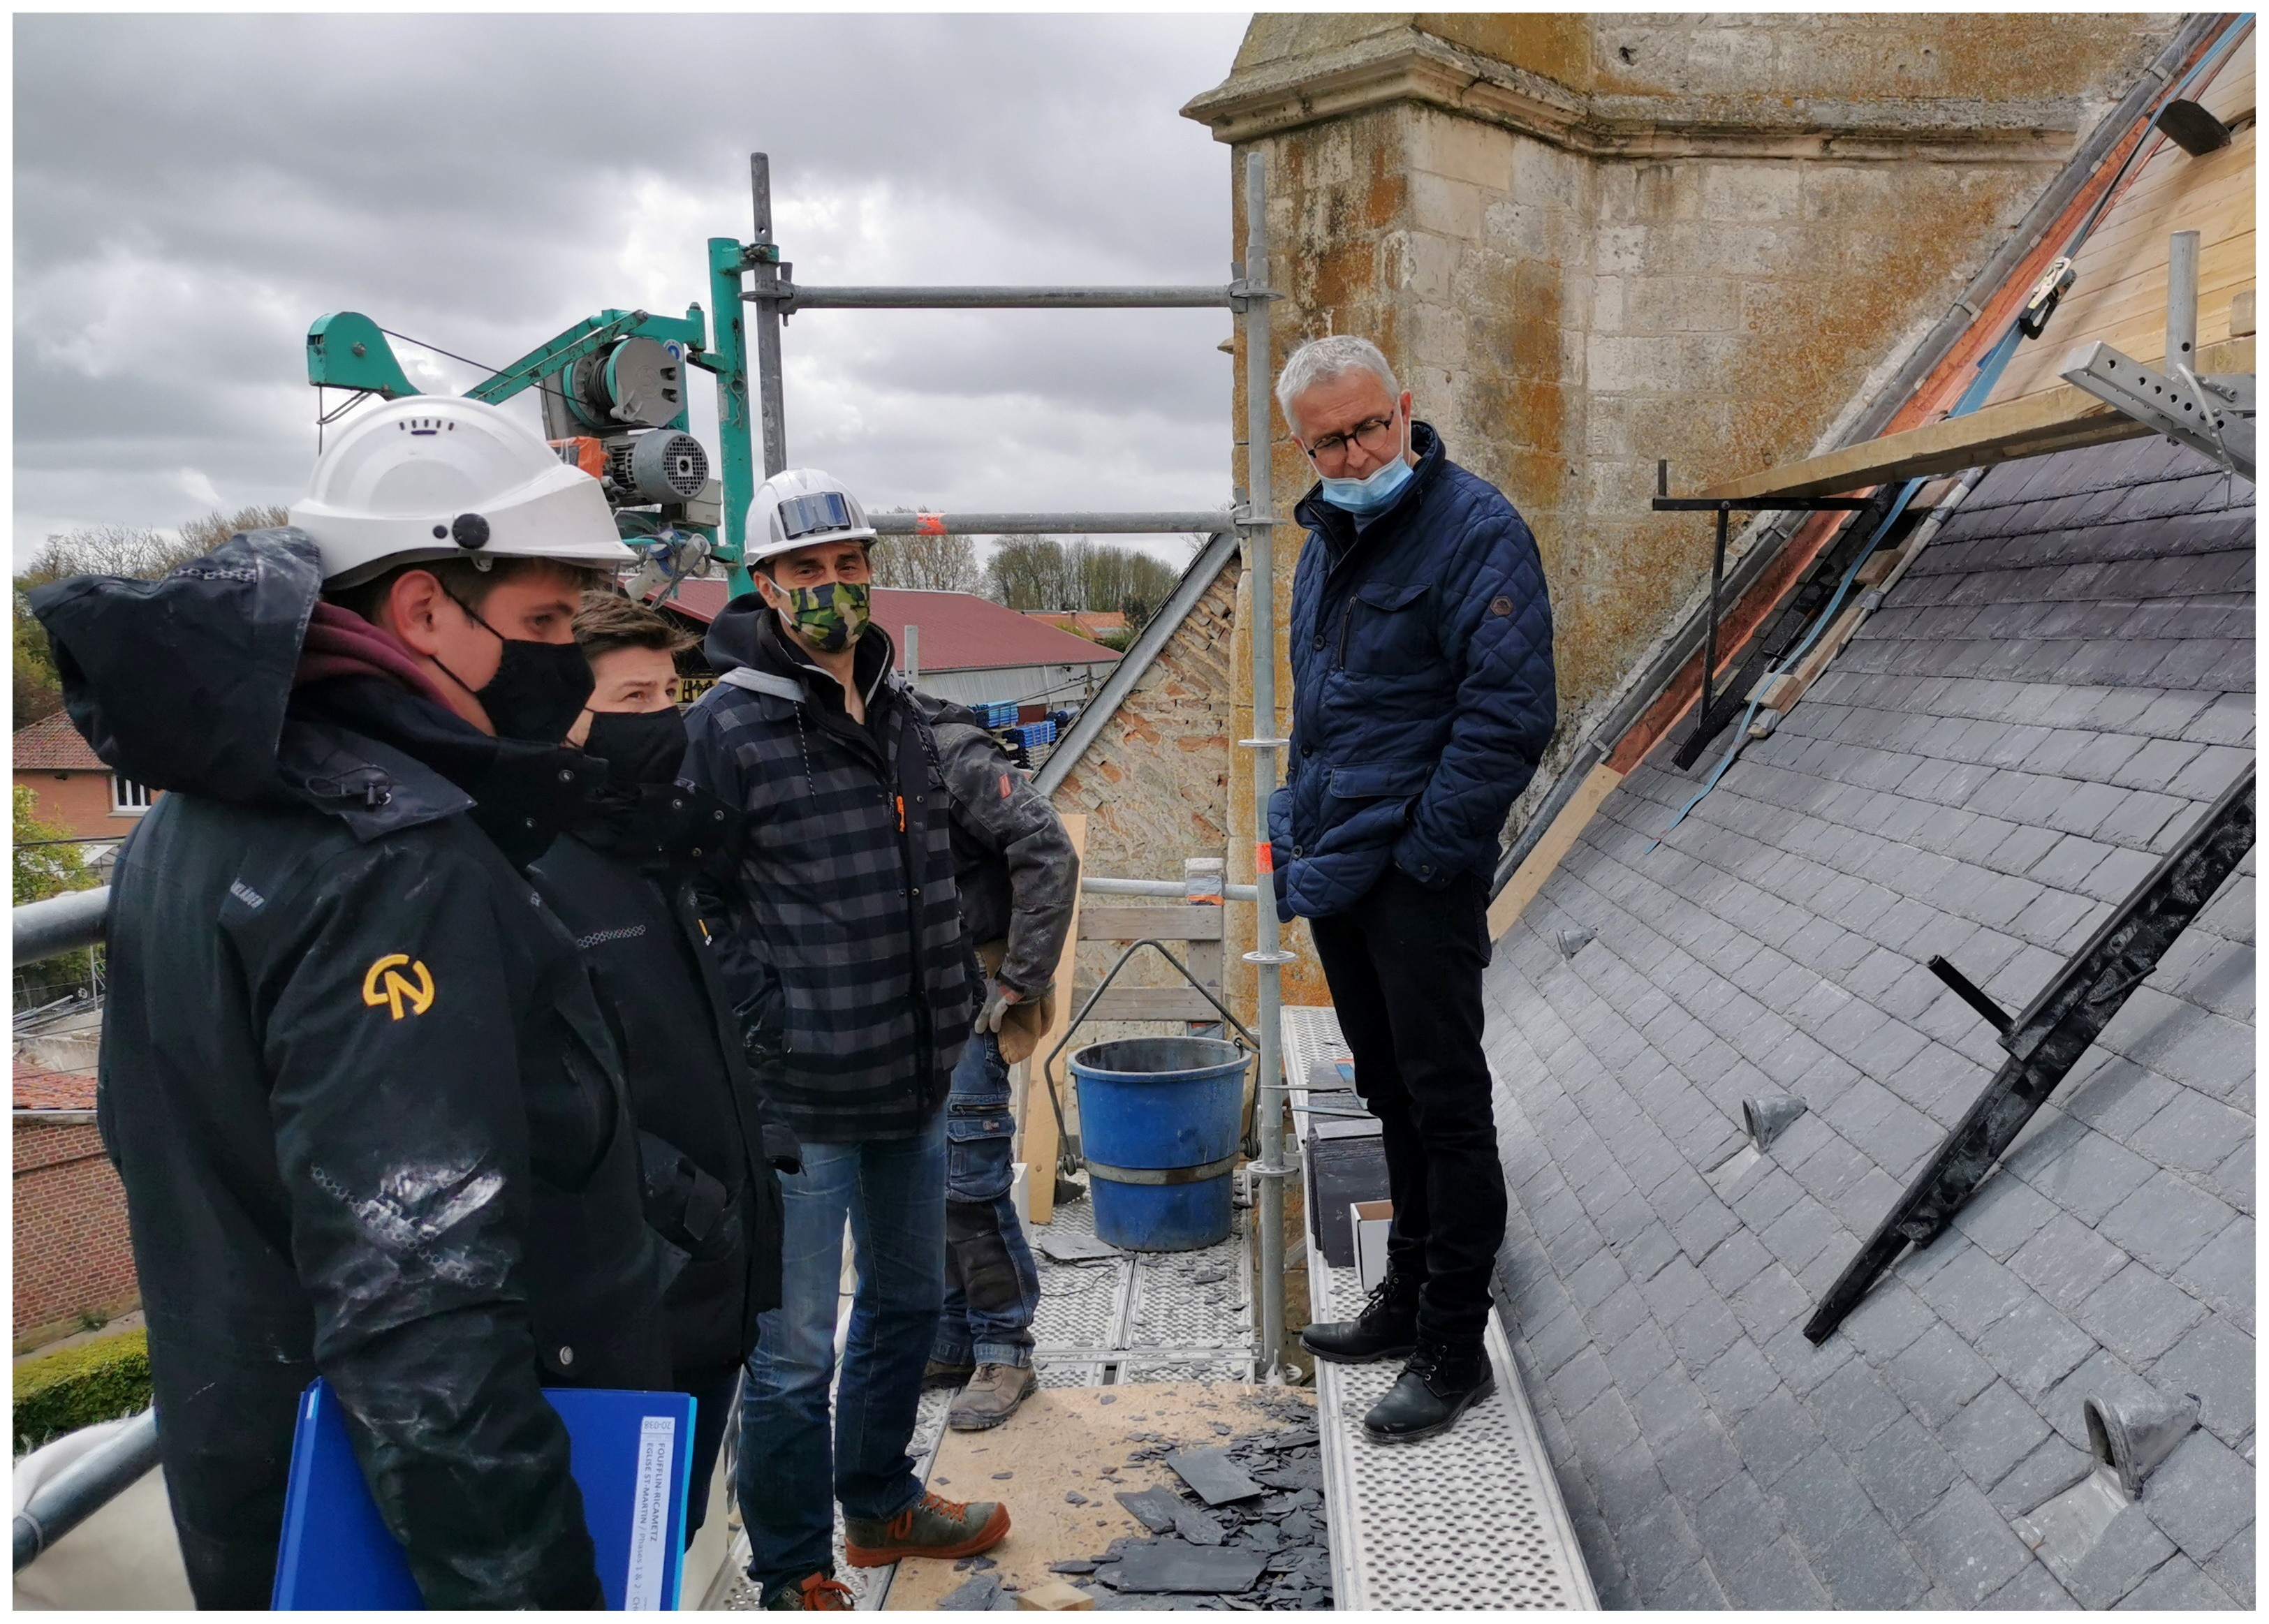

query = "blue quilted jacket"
[{"left": 1268, "top": 422, "right": 1556, "bottom": 920}]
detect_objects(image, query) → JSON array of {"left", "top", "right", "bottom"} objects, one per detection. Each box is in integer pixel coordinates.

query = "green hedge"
[{"left": 13, "top": 1329, "right": 151, "bottom": 1453}]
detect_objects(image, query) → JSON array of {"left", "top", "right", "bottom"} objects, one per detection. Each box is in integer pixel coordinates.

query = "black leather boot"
[
  {"left": 1299, "top": 1273, "right": 1421, "bottom": 1365},
  {"left": 1362, "top": 1338, "right": 1495, "bottom": 1444}
]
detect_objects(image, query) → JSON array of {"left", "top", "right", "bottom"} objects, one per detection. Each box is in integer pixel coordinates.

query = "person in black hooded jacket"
[
  {"left": 529, "top": 592, "right": 799, "bottom": 1540},
  {"left": 28, "top": 397, "right": 669, "bottom": 1609}
]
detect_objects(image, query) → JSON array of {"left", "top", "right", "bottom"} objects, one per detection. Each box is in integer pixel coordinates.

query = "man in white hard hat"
[
  {"left": 31, "top": 397, "right": 672, "bottom": 1608},
  {"left": 681, "top": 470, "right": 1003, "bottom": 1610}
]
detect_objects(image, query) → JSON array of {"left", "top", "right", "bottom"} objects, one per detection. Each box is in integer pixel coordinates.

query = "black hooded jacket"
[
  {"left": 529, "top": 783, "right": 795, "bottom": 1373},
  {"left": 29, "top": 530, "right": 669, "bottom": 1610}
]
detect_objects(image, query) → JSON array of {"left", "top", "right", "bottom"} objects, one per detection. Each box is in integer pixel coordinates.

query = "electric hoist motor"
[
  {"left": 612, "top": 431, "right": 709, "bottom": 503},
  {"left": 559, "top": 334, "right": 686, "bottom": 431}
]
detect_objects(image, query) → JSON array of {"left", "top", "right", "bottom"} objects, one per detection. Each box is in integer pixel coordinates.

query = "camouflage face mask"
[{"left": 777, "top": 580, "right": 870, "bottom": 653}]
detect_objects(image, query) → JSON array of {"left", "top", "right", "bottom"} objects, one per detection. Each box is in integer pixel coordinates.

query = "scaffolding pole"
[
  {"left": 869, "top": 512, "right": 1229, "bottom": 536},
  {"left": 1237, "top": 150, "right": 1293, "bottom": 1385},
  {"left": 772, "top": 286, "right": 1240, "bottom": 311}
]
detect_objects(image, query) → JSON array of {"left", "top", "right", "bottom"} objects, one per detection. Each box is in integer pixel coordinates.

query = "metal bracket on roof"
[
  {"left": 2063, "top": 342, "right": 2256, "bottom": 481},
  {"left": 1805, "top": 765, "right": 2256, "bottom": 1343}
]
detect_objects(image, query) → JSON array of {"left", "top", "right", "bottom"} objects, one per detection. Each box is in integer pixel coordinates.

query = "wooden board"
[
  {"left": 1077, "top": 904, "right": 1227, "bottom": 943},
  {"left": 1022, "top": 813, "right": 1087, "bottom": 1225},
  {"left": 882, "top": 1382, "right": 1313, "bottom": 1611},
  {"left": 1487, "top": 763, "right": 1624, "bottom": 942},
  {"left": 1697, "top": 334, "right": 2254, "bottom": 501},
  {"left": 1066, "top": 987, "right": 1228, "bottom": 1023}
]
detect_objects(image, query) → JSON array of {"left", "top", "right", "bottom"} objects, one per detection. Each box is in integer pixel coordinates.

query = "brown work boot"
[
  {"left": 843, "top": 1490, "right": 1011, "bottom": 1567},
  {"left": 923, "top": 1357, "right": 976, "bottom": 1391},
  {"left": 948, "top": 1362, "right": 1038, "bottom": 1431},
  {"left": 764, "top": 1571, "right": 854, "bottom": 1609}
]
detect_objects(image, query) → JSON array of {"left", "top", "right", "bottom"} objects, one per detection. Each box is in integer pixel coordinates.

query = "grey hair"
[{"left": 1274, "top": 335, "right": 1401, "bottom": 434}]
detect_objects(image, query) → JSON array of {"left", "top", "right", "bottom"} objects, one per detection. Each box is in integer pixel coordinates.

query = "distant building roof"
[
  {"left": 653, "top": 582, "right": 1119, "bottom": 673},
  {"left": 14, "top": 1064, "right": 96, "bottom": 1112},
  {"left": 13, "top": 711, "right": 104, "bottom": 772}
]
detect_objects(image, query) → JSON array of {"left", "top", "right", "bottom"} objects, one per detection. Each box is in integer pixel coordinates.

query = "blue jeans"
[
  {"left": 735, "top": 1114, "right": 945, "bottom": 1597},
  {"left": 933, "top": 1032, "right": 1041, "bottom": 1371}
]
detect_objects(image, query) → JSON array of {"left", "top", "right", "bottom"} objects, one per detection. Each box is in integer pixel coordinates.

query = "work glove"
[{"left": 976, "top": 980, "right": 1020, "bottom": 1035}]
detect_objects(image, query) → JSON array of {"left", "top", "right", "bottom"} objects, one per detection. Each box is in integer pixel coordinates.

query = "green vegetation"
[{"left": 13, "top": 1329, "right": 151, "bottom": 1454}]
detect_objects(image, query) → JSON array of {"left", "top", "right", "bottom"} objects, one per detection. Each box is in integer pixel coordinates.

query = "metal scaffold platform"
[{"left": 1279, "top": 1005, "right": 1599, "bottom": 1611}]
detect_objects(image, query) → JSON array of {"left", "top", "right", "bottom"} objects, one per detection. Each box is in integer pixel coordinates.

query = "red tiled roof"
[
  {"left": 14, "top": 1063, "right": 96, "bottom": 1112},
  {"left": 12, "top": 711, "right": 104, "bottom": 772},
  {"left": 653, "top": 582, "right": 1119, "bottom": 672}
]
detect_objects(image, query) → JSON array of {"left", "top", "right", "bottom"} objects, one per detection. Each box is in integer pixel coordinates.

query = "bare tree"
[
  {"left": 870, "top": 530, "right": 981, "bottom": 593},
  {"left": 20, "top": 505, "right": 291, "bottom": 589}
]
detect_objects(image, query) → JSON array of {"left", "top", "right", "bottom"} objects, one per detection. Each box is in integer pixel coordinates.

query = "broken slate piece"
[
  {"left": 1279, "top": 1509, "right": 1314, "bottom": 1543},
  {"left": 1242, "top": 1521, "right": 1284, "bottom": 1553},
  {"left": 1115, "top": 1486, "right": 1186, "bottom": 1533},
  {"left": 1064, "top": 1491, "right": 1089, "bottom": 1507},
  {"left": 1049, "top": 1560, "right": 1099, "bottom": 1575},
  {"left": 1166, "top": 1447, "right": 1264, "bottom": 1505},
  {"left": 992, "top": 1471, "right": 1015, "bottom": 1480},
  {"left": 1038, "top": 1232, "right": 1123, "bottom": 1264},
  {"left": 941, "top": 1572, "right": 1006, "bottom": 1610},
  {"left": 1191, "top": 1267, "right": 1226, "bottom": 1285},
  {"left": 1173, "top": 1507, "right": 1228, "bottom": 1547},
  {"left": 1111, "top": 1542, "right": 1270, "bottom": 1595}
]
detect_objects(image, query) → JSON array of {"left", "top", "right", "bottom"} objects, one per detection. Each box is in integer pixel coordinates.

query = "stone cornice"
[{"left": 1182, "top": 28, "right": 2091, "bottom": 161}]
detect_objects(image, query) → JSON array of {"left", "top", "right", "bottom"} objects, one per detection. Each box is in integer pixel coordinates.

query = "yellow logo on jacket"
[{"left": 361, "top": 954, "right": 436, "bottom": 1020}]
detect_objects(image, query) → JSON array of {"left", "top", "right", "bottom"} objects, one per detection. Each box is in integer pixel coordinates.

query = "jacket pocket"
[
  {"left": 1342, "top": 580, "right": 1435, "bottom": 677},
  {"left": 527, "top": 998, "right": 625, "bottom": 1193},
  {"left": 1327, "top": 759, "right": 1434, "bottom": 802}
]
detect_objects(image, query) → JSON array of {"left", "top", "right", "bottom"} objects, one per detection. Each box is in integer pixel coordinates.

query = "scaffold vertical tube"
[
  {"left": 706, "top": 234, "right": 756, "bottom": 598},
  {"left": 749, "top": 154, "right": 788, "bottom": 480},
  {"left": 1241, "top": 149, "right": 1288, "bottom": 1384}
]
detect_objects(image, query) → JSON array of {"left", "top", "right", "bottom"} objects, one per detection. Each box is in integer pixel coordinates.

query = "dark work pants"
[
  {"left": 680, "top": 1364, "right": 743, "bottom": 1543},
  {"left": 1307, "top": 864, "right": 1504, "bottom": 1345}
]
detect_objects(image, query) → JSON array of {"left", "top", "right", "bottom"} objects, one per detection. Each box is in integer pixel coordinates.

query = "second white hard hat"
[
  {"left": 746, "top": 468, "right": 877, "bottom": 566},
  {"left": 289, "top": 396, "right": 635, "bottom": 586}
]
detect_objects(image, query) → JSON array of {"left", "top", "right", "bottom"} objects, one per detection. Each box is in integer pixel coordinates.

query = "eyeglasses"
[{"left": 1302, "top": 413, "right": 1398, "bottom": 463}]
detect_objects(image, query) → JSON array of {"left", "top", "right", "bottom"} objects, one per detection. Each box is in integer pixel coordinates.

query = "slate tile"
[
  {"left": 1801, "top": 1509, "right": 1932, "bottom": 1608},
  {"left": 2008, "top": 1213, "right": 2131, "bottom": 1313},
  {"left": 1585, "top": 1280, "right": 1651, "bottom": 1345},
  {"left": 1617, "top": 1500, "right": 1728, "bottom": 1609},
  {"left": 2098, "top": 1171, "right": 2240, "bottom": 1275},
  {"left": 1768, "top": 1442, "right": 1879, "bottom": 1555},
  {"left": 2022, "top": 1128, "right": 2158, "bottom": 1225},
  {"left": 1955, "top": 1176, "right": 2062, "bottom": 1260},
  {"left": 1840, "top": 1278, "right": 1937, "bottom": 1362},
  {"left": 2055, "top": 1501, "right": 2179, "bottom": 1608},
  {"left": 1846, "top": 1410, "right": 1962, "bottom": 1530},
  {"left": 1909, "top": 1479, "right": 2036, "bottom": 1604},
  {"left": 1987, "top": 1431, "right": 2096, "bottom": 1520},
  {"left": 1666, "top": 1295, "right": 1745, "bottom": 1373},
  {"left": 2059, "top": 1054, "right": 2180, "bottom": 1142},
  {"left": 1982, "top": 1560, "right": 2080, "bottom": 1609},
  {"left": 1545, "top": 1346, "right": 1614, "bottom": 1419},
  {"left": 2039, "top": 1347, "right": 2162, "bottom": 1454},
  {"left": 2168, "top": 743, "right": 2254, "bottom": 802},
  {"left": 1885, "top": 1324, "right": 1999, "bottom": 1428},
  {"left": 1652, "top": 1410, "right": 1745, "bottom": 1502},
  {"left": 1687, "top": 1473, "right": 1828, "bottom": 1607},
  {"left": 1728, "top": 1382, "right": 1826, "bottom": 1489},
  {"left": 1728, "top": 1262, "right": 1811, "bottom": 1341},
  {"left": 2112, "top": 1554, "right": 2238, "bottom": 1610},
  {"left": 2138, "top": 1431, "right": 2253, "bottom": 1562},
  {"left": 2200, "top": 1521, "right": 2254, "bottom": 1608},
  {"left": 2148, "top": 1315, "right": 2253, "bottom": 1447},
  {"left": 1941, "top": 1379, "right": 2055, "bottom": 1490},
  {"left": 1908, "top": 1237, "right": 2025, "bottom": 1341},
  {"left": 1809, "top": 1357, "right": 1909, "bottom": 1455},
  {"left": 2073, "top": 1260, "right": 2208, "bottom": 1366},
  {"left": 1606, "top": 1319, "right": 1677, "bottom": 1395},
  {"left": 1589, "top": 1438, "right": 1668, "bottom": 1526},
  {"left": 1693, "top": 1336, "right": 1782, "bottom": 1422},
  {"left": 2131, "top": 1091, "right": 2252, "bottom": 1184},
  {"left": 1697, "top": 1227, "right": 1772, "bottom": 1298},
  {"left": 1666, "top": 1192, "right": 1743, "bottom": 1264},
  {"left": 2208, "top": 1139, "right": 2252, "bottom": 1223}
]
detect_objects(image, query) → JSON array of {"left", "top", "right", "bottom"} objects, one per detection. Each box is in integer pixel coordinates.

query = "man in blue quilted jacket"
[{"left": 1270, "top": 335, "right": 1556, "bottom": 1444}]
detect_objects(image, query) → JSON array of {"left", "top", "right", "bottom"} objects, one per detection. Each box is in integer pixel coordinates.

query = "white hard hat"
[
  {"left": 746, "top": 467, "right": 877, "bottom": 566},
  {"left": 289, "top": 396, "right": 635, "bottom": 587}
]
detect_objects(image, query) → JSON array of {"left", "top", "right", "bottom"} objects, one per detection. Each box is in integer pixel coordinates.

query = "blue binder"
[{"left": 271, "top": 1378, "right": 696, "bottom": 1609}]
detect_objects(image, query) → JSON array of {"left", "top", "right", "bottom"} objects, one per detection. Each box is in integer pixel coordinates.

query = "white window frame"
[{"left": 110, "top": 774, "right": 153, "bottom": 813}]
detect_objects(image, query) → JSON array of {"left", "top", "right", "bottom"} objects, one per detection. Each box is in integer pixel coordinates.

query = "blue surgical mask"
[{"left": 1316, "top": 417, "right": 1414, "bottom": 516}]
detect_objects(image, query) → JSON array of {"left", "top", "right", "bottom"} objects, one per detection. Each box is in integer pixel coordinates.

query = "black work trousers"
[{"left": 1307, "top": 864, "right": 1504, "bottom": 1345}]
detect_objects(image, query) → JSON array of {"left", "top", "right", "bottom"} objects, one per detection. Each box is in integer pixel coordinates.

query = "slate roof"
[
  {"left": 12, "top": 710, "right": 105, "bottom": 771},
  {"left": 1486, "top": 436, "right": 2254, "bottom": 1609},
  {"left": 653, "top": 580, "right": 1120, "bottom": 672}
]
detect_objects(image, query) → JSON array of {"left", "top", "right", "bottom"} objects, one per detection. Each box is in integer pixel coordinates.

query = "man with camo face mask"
[{"left": 681, "top": 470, "right": 1005, "bottom": 1609}]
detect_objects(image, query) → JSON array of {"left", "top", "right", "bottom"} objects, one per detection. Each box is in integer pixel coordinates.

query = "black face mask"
[
  {"left": 432, "top": 589, "right": 596, "bottom": 744},
  {"left": 582, "top": 707, "right": 689, "bottom": 786}
]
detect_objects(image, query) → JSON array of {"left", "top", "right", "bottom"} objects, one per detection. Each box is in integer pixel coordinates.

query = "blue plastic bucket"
[{"left": 1070, "top": 1036, "right": 1249, "bottom": 1252}]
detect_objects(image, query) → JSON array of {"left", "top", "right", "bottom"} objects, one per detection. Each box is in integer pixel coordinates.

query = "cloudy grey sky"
[{"left": 13, "top": 12, "right": 1254, "bottom": 569}]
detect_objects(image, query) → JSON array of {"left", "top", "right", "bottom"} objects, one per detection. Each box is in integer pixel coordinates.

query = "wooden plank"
[
  {"left": 1698, "top": 335, "right": 2254, "bottom": 501},
  {"left": 1076, "top": 903, "right": 1226, "bottom": 943},
  {"left": 1487, "top": 763, "right": 1624, "bottom": 942},
  {"left": 883, "top": 1384, "right": 1309, "bottom": 1611},
  {"left": 1022, "top": 813, "right": 1086, "bottom": 1225},
  {"left": 1069, "top": 987, "right": 1226, "bottom": 1023}
]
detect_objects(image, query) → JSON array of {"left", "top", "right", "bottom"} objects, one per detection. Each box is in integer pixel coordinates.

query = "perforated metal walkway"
[{"left": 1282, "top": 1005, "right": 1599, "bottom": 1611}]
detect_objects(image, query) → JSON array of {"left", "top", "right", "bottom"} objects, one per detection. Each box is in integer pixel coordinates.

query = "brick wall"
[
  {"left": 12, "top": 769, "right": 147, "bottom": 841},
  {"left": 14, "top": 1119, "right": 140, "bottom": 1348}
]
